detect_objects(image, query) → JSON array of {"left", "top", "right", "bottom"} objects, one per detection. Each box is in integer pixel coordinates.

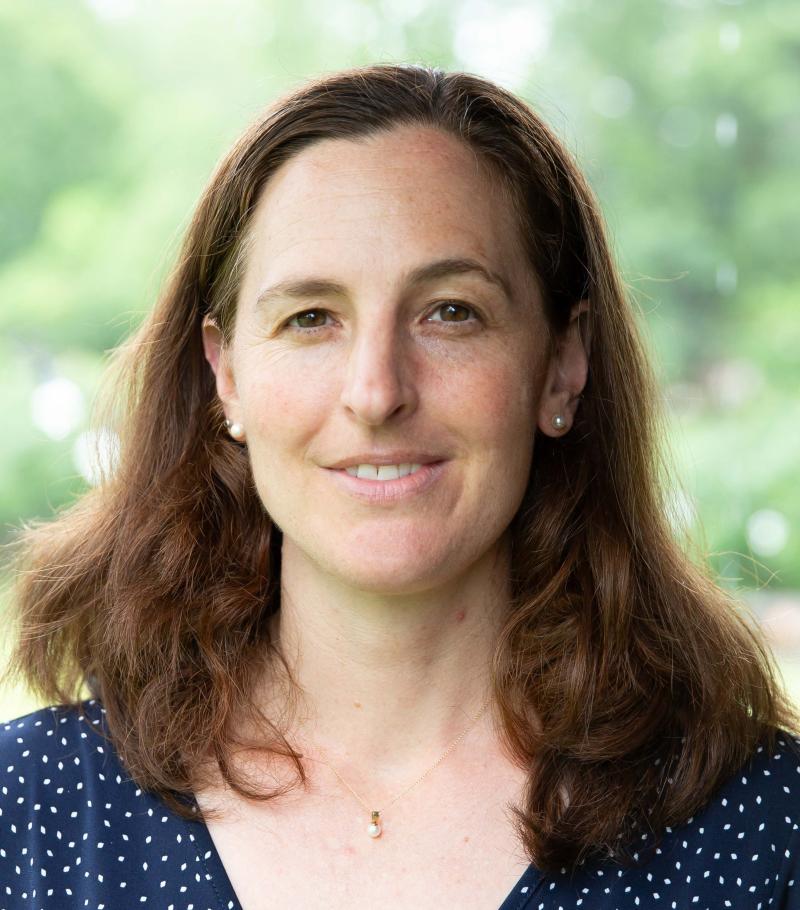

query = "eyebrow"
[{"left": 254, "top": 256, "right": 514, "bottom": 309}]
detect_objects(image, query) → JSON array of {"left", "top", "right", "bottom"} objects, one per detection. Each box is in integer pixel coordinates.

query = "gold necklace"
[{"left": 307, "top": 693, "right": 493, "bottom": 838}]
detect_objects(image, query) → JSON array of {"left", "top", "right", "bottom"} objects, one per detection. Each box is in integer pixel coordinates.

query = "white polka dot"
[{"left": 3, "top": 701, "right": 800, "bottom": 908}]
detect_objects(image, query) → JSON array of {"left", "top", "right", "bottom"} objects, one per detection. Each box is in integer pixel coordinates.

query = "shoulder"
[
  {"left": 0, "top": 698, "right": 120, "bottom": 846},
  {"left": 646, "top": 729, "right": 800, "bottom": 900},
  {"left": 0, "top": 697, "right": 167, "bottom": 834},
  {"left": 0, "top": 699, "right": 215, "bottom": 908},
  {"left": 0, "top": 698, "right": 114, "bottom": 793},
  {"left": 703, "top": 727, "right": 800, "bottom": 836},
  {"left": 547, "top": 729, "right": 800, "bottom": 907},
  {"left": 1, "top": 697, "right": 108, "bottom": 751},
  {"left": 656, "top": 729, "right": 800, "bottom": 903},
  {"left": 0, "top": 700, "right": 109, "bottom": 904}
]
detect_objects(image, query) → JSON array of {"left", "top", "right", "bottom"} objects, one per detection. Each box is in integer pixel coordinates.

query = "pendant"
[{"left": 368, "top": 810, "right": 382, "bottom": 838}]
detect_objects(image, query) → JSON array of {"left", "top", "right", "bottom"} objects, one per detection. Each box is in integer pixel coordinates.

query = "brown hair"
[{"left": 4, "top": 63, "right": 798, "bottom": 874}]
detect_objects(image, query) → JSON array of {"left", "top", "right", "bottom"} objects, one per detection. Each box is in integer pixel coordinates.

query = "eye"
[
  {"left": 282, "top": 301, "right": 481, "bottom": 335},
  {"left": 284, "top": 309, "right": 334, "bottom": 333},
  {"left": 426, "top": 301, "right": 480, "bottom": 327}
]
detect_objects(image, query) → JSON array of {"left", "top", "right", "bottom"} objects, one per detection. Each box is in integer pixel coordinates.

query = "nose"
[{"left": 339, "top": 317, "right": 417, "bottom": 426}]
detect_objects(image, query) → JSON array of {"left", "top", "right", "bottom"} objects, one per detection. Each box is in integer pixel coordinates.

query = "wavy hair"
[{"left": 4, "top": 63, "right": 798, "bottom": 874}]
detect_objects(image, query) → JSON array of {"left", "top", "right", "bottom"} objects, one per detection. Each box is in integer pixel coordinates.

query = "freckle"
[
  {"left": 463, "top": 835, "right": 470, "bottom": 843},
  {"left": 455, "top": 610, "right": 466, "bottom": 623},
  {"left": 353, "top": 701, "right": 362, "bottom": 709}
]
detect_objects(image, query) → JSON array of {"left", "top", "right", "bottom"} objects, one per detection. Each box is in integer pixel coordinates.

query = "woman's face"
[{"left": 203, "top": 124, "right": 573, "bottom": 594}]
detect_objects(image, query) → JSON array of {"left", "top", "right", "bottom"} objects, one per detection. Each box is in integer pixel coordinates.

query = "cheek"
[
  {"left": 237, "top": 355, "right": 333, "bottom": 447},
  {"left": 451, "top": 361, "right": 538, "bottom": 527},
  {"left": 443, "top": 362, "right": 537, "bottom": 518},
  {"left": 457, "top": 354, "right": 539, "bottom": 442}
]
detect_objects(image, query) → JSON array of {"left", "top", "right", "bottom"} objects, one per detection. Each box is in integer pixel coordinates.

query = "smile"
[
  {"left": 343, "top": 463, "right": 424, "bottom": 480},
  {"left": 324, "top": 461, "right": 447, "bottom": 504}
]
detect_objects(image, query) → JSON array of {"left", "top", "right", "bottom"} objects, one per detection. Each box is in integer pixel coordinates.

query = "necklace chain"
[{"left": 307, "top": 692, "right": 493, "bottom": 837}]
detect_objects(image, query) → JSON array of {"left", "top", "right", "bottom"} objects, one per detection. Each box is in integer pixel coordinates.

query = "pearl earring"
[
  {"left": 224, "top": 418, "right": 246, "bottom": 441},
  {"left": 551, "top": 414, "right": 567, "bottom": 430}
]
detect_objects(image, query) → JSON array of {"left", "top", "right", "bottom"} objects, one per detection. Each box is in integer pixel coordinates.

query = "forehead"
[{"left": 241, "top": 124, "right": 530, "bottom": 292}]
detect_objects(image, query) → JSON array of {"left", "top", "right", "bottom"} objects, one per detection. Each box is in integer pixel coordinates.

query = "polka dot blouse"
[{"left": 2, "top": 699, "right": 800, "bottom": 909}]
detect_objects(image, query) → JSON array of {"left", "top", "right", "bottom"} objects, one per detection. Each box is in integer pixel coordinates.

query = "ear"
[
  {"left": 201, "top": 316, "right": 241, "bottom": 422},
  {"left": 537, "top": 299, "right": 589, "bottom": 437}
]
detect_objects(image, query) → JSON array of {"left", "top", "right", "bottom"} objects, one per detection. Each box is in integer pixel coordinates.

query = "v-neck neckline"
[{"left": 181, "top": 795, "right": 543, "bottom": 910}]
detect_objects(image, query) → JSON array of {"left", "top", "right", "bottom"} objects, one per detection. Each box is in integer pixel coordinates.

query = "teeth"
[{"left": 345, "top": 463, "right": 423, "bottom": 480}]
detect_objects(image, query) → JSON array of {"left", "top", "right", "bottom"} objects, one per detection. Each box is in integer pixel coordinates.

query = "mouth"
[
  {"left": 323, "top": 460, "right": 448, "bottom": 504},
  {"left": 339, "top": 462, "right": 431, "bottom": 481}
]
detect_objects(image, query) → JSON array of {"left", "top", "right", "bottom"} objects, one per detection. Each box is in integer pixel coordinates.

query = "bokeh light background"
[{"left": 1, "top": 0, "right": 798, "bottom": 720}]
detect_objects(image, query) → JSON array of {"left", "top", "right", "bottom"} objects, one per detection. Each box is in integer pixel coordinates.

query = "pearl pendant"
[{"left": 368, "top": 810, "right": 382, "bottom": 838}]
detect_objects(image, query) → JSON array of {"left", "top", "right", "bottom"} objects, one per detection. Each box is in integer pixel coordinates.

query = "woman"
[{"left": 2, "top": 63, "right": 799, "bottom": 909}]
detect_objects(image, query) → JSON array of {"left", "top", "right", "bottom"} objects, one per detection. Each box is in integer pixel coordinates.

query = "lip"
[{"left": 323, "top": 460, "right": 447, "bottom": 504}]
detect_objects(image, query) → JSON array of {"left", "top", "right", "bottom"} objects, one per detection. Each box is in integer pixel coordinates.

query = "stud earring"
[
  {"left": 224, "top": 418, "right": 246, "bottom": 441},
  {"left": 551, "top": 414, "right": 567, "bottom": 431}
]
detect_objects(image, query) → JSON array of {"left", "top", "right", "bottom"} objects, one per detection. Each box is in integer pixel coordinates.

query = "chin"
[{"left": 329, "top": 554, "right": 450, "bottom": 595}]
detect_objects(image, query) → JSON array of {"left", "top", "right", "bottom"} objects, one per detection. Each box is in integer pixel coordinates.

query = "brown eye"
[
  {"left": 283, "top": 302, "right": 480, "bottom": 335},
  {"left": 428, "top": 301, "right": 479, "bottom": 325},
  {"left": 285, "top": 309, "right": 332, "bottom": 332}
]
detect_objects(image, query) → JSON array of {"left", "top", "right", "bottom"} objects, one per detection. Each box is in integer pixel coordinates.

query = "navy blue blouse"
[{"left": 2, "top": 697, "right": 800, "bottom": 909}]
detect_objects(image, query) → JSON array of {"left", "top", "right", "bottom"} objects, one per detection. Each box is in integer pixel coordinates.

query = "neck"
[{"left": 256, "top": 534, "right": 512, "bottom": 793}]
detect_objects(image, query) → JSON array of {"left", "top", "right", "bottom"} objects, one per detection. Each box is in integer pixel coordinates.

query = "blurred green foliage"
[{"left": 0, "top": 0, "right": 797, "bottom": 607}]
